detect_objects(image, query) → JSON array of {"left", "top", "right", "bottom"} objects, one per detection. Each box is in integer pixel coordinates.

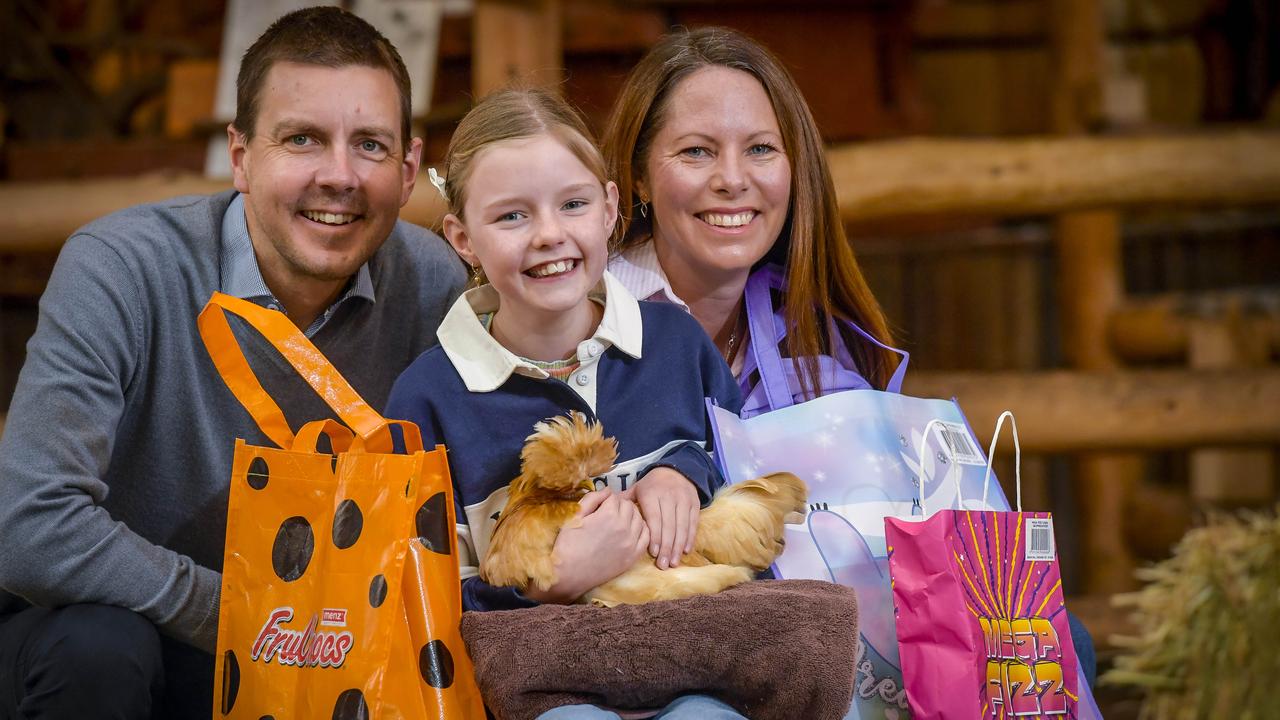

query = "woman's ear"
[
  {"left": 634, "top": 177, "right": 650, "bottom": 205},
  {"left": 441, "top": 214, "right": 480, "bottom": 268}
]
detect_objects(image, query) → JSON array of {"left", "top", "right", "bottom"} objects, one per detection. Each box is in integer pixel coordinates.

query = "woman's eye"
[
  {"left": 748, "top": 143, "right": 778, "bottom": 156},
  {"left": 682, "top": 146, "right": 709, "bottom": 159}
]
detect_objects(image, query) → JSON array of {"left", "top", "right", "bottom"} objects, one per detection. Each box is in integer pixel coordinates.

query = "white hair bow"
[{"left": 427, "top": 167, "right": 448, "bottom": 201}]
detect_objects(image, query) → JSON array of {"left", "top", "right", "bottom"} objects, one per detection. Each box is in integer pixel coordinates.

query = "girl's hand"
[
  {"left": 523, "top": 489, "right": 649, "bottom": 604},
  {"left": 626, "top": 467, "right": 699, "bottom": 570}
]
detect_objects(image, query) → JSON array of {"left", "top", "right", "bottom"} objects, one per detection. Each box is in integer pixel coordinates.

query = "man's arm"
[{"left": 0, "top": 234, "right": 220, "bottom": 651}]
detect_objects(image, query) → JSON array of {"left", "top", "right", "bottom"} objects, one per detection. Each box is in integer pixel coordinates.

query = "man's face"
[{"left": 229, "top": 61, "right": 422, "bottom": 295}]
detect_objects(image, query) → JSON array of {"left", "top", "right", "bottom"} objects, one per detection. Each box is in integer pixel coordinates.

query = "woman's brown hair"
[{"left": 602, "top": 26, "right": 898, "bottom": 396}]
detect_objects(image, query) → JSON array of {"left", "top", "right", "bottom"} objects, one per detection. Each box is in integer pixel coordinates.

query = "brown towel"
[{"left": 460, "top": 579, "right": 859, "bottom": 720}]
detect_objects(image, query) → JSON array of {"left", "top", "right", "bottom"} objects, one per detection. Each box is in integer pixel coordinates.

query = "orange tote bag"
[{"left": 199, "top": 293, "right": 485, "bottom": 720}]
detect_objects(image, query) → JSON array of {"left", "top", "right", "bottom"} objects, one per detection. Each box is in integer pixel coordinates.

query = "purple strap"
[{"left": 744, "top": 265, "right": 908, "bottom": 411}]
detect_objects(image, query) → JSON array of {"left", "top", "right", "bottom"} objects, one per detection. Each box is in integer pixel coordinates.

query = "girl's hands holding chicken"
[
  {"left": 522, "top": 489, "right": 649, "bottom": 604},
  {"left": 624, "top": 467, "right": 700, "bottom": 570}
]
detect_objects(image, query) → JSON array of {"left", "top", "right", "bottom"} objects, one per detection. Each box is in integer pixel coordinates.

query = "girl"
[{"left": 384, "top": 89, "right": 747, "bottom": 719}]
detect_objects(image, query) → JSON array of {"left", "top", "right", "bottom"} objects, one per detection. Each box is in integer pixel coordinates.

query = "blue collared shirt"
[{"left": 219, "top": 193, "right": 375, "bottom": 337}]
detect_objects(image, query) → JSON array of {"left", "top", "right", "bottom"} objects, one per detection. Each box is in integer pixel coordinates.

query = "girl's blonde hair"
[{"left": 441, "top": 88, "right": 607, "bottom": 221}]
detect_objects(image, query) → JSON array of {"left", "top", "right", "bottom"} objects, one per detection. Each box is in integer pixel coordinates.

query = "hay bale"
[{"left": 1104, "top": 506, "right": 1280, "bottom": 718}]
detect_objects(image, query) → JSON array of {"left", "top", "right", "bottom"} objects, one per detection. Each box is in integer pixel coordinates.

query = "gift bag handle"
[
  {"left": 913, "top": 419, "right": 951, "bottom": 516},
  {"left": 350, "top": 419, "right": 424, "bottom": 455},
  {"left": 744, "top": 265, "right": 909, "bottom": 410},
  {"left": 292, "top": 419, "right": 355, "bottom": 454},
  {"left": 198, "top": 292, "right": 389, "bottom": 449},
  {"left": 981, "top": 411, "right": 1022, "bottom": 512},
  {"left": 915, "top": 412, "right": 1022, "bottom": 516}
]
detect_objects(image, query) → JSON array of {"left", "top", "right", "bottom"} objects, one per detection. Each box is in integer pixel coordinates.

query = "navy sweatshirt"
[{"left": 385, "top": 272, "right": 742, "bottom": 611}]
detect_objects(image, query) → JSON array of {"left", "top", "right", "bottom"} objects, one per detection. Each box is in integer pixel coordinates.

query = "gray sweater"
[{"left": 0, "top": 191, "right": 465, "bottom": 652}]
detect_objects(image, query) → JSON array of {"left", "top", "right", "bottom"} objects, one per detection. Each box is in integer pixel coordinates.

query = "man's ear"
[
  {"left": 228, "top": 124, "right": 250, "bottom": 194},
  {"left": 441, "top": 214, "right": 479, "bottom": 269},
  {"left": 400, "top": 136, "right": 425, "bottom": 207}
]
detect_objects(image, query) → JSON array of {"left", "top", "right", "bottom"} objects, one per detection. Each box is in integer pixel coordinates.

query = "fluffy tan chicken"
[{"left": 480, "top": 412, "right": 807, "bottom": 606}]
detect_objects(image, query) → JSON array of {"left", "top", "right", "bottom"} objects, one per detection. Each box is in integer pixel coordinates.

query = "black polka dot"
[
  {"left": 419, "top": 639, "right": 455, "bottom": 689},
  {"left": 332, "top": 688, "right": 368, "bottom": 720},
  {"left": 369, "top": 574, "right": 388, "bottom": 608},
  {"left": 415, "top": 492, "right": 450, "bottom": 555},
  {"left": 271, "top": 516, "right": 314, "bottom": 582},
  {"left": 247, "top": 457, "right": 269, "bottom": 490},
  {"left": 331, "top": 499, "right": 363, "bottom": 549},
  {"left": 221, "top": 650, "right": 239, "bottom": 714}
]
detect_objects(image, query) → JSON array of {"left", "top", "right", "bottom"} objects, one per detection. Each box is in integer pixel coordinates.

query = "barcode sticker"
[
  {"left": 1025, "top": 517, "right": 1056, "bottom": 561},
  {"left": 933, "top": 422, "right": 986, "bottom": 466}
]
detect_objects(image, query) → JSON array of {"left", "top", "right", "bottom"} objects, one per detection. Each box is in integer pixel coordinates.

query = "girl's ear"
[
  {"left": 603, "top": 181, "right": 620, "bottom": 237},
  {"left": 442, "top": 214, "right": 480, "bottom": 268}
]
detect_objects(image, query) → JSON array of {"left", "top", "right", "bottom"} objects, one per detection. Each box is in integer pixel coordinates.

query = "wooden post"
[
  {"left": 472, "top": 0, "right": 563, "bottom": 97},
  {"left": 1188, "top": 311, "right": 1276, "bottom": 506},
  {"left": 1050, "top": 0, "right": 1140, "bottom": 594}
]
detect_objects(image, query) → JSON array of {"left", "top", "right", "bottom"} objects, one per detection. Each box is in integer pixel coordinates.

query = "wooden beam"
[
  {"left": 903, "top": 369, "right": 1280, "bottom": 452},
  {"left": 1187, "top": 314, "right": 1276, "bottom": 506},
  {"left": 0, "top": 173, "right": 449, "bottom": 254},
  {"left": 1109, "top": 291, "right": 1280, "bottom": 362},
  {"left": 472, "top": 0, "right": 562, "bottom": 97},
  {"left": 830, "top": 131, "right": 1280, "bottom": 224},
  {"left": 1048, "top": 0, "right": 1140, "bottom": 595},
  {"left": 5, "top": 130, "right": 1280, "bottom": 252}
]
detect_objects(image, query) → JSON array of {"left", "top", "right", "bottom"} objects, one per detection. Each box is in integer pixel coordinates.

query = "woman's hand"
[
  {"left": 522, "top": 489, "right": 650, "bottom": 604},
  {"left": 626, "top": 467, "right": 700, "bottom": 570}
]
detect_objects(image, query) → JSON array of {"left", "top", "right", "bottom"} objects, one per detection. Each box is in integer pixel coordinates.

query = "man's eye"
[
  {"left": 360, "top": 140, "right": 383, "bottom": 153},
  {"left": 289, "top": 135, "right": 310, "bottom": 146}
]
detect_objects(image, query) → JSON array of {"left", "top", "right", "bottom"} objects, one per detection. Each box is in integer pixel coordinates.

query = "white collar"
[
  {"left": 607, "top": 240, "right": 689, "bottom": 311},
  {"left": 436, "top": 269, "right": 644, "bottom": 392}
]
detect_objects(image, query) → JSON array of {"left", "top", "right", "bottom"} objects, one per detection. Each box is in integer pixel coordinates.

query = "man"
[{"left": 0, "top": 7, "right": 465, "bottom": 717}]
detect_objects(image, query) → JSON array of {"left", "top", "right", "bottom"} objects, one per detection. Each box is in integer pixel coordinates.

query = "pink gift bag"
[{"left": 885, "top": 413, "right": 1084, "bottom": 719}]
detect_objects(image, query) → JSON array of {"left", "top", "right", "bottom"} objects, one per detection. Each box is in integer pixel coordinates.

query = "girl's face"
[
  {"left": 640, "top": 66, "right": 791, "bottom": 282},
  {"left": 443, "top": 134, "right": 618, "bottom": 326}
]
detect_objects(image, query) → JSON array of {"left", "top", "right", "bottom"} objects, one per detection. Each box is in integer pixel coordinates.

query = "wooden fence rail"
[
  {"left": 4, "top": 130, "right": 1280, "bottom": 252},
  {"left": 905, "top": 369, "right": 1280, "bottom": 452}
]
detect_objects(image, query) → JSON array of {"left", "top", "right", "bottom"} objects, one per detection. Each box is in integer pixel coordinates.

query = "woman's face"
[{"left": 641, "top": 66, "right": 791, "bottom": 282}]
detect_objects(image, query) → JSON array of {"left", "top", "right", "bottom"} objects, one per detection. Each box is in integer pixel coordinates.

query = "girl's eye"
[
  {"left": 497, "top": 211, "right": 522, "bottom": 222},
  {"left": 562, "top": 199, "right": 587, "bottom": 211}
]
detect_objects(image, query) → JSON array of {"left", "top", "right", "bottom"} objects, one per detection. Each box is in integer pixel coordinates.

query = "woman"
[
  {"left": 604, "top": 26, "right": 905, "bottom": 417},
  {"left": 602, "top": 25, "right": 1097, "bottom": 701}
]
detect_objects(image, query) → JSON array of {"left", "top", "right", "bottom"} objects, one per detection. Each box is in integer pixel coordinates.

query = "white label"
[
  {"left": 934, "top": 421, "right": 986, "bottom": 466},
  {"left": 1025, "top": 517, "right": 1056, "bottom": 561}
]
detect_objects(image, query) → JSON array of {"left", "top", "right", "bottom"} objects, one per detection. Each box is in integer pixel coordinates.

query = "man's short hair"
[{"left": 233, "top": 6, "right": 413, "bottom": 150}]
